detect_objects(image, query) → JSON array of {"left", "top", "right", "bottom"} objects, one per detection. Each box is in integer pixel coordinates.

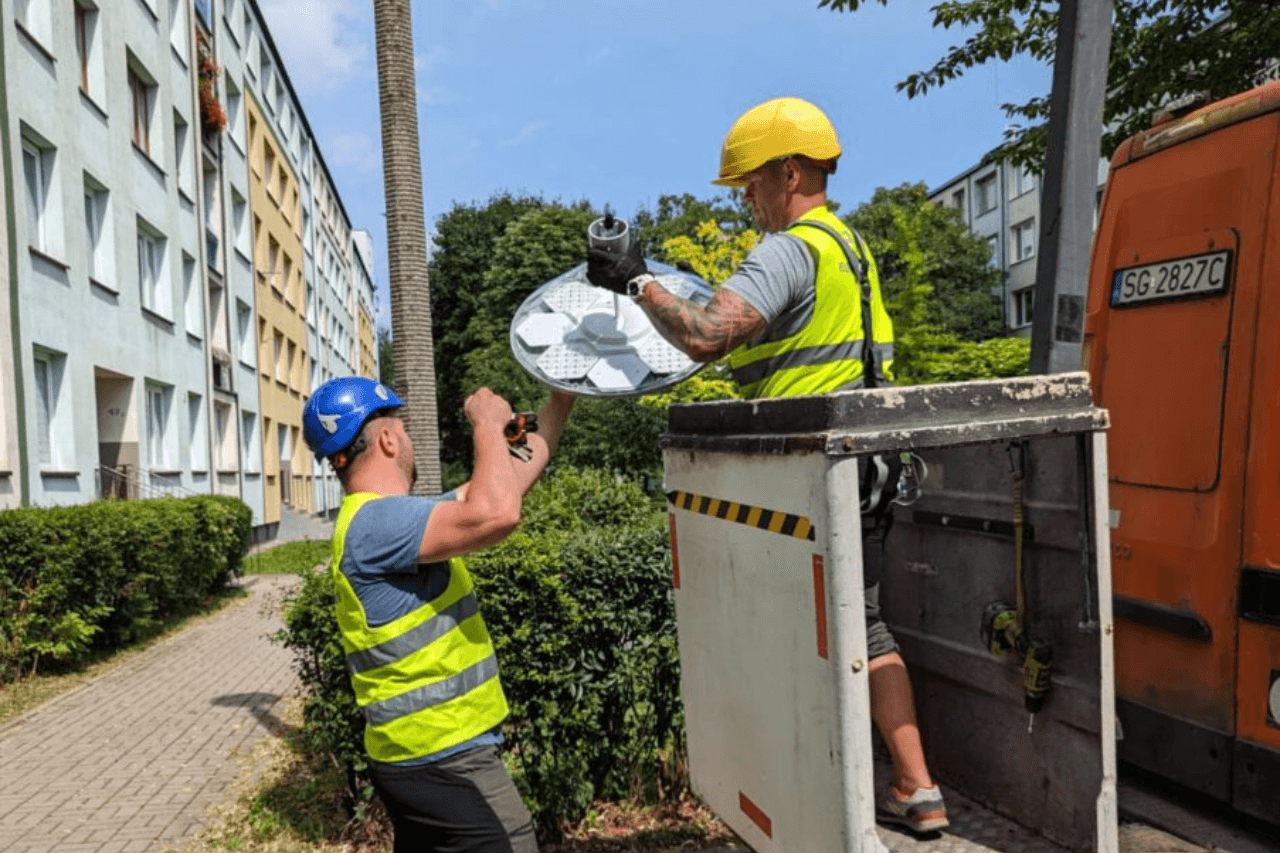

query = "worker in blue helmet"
[{"left": 303, "top": 377, "right": 575, "bottom": 853}]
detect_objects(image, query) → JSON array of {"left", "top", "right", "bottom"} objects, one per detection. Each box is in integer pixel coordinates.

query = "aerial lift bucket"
[{"left": 661, "top": 372, "right": 1117, "bottom": 853}]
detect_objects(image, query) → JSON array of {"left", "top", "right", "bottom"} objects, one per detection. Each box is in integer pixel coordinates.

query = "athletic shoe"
[{"left": 878, "top": 784, "right": 950, "bottom": 834}]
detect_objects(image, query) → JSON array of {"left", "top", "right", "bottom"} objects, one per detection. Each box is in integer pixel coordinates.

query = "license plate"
[{"left": 1111, "top": 250, "right": 1231, "bottom": 307}]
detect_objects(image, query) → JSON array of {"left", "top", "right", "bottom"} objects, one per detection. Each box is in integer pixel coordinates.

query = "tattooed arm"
[{"left": 634, "top": 280, "right": 768, "bottom": 363}]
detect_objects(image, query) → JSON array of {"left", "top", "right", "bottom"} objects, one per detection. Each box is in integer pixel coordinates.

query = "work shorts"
[
  {"left": 369, "top": 744, "right": 537, "bottom": 853},
  {"left": 863, "top": 510, "right": 901, "bottom": 661}
]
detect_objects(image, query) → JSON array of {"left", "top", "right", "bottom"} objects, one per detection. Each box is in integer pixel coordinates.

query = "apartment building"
[
  {"left": 354, "top": 228, "right": 377, "bottom": 381},
  {"left": 930, "top": 151, "right": 1111, "bottom": 337},
  {"left": 1, "top": 0, "right": 377, "bottom": 535},
  {"left": 0, "top": 78, "right": 16, "bottom": 510},
  {"left": 4, "top": 0, "right": 211, "bottom": 507},
  {"left": 929, "top": 158, "right": 1043, "bottom": 337}
]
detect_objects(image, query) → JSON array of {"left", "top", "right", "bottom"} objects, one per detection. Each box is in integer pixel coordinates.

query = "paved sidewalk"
[{"left": 0, "top": 573, "right": 302, "bottom": 853}]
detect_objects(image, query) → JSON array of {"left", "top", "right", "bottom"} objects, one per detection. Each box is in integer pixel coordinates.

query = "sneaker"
[{"left": 878, "top": 784, "right": 949, "bottom": 834}]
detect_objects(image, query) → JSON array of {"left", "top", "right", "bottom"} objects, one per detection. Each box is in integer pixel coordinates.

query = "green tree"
[
  {"left": 428, "top": 194, "right": 547, "bottom": 476},
  {"left": 377, "top": 326, "right": 395, "bottom": 390},
  {"left": 845, "top": 183, "right": 1005, "bottom": 342},
  {"left": 844, "top": 186, "right": 1027, "bottom": 383},
  {"left": 630, "top": 193, "right": 753, "bottom": 260},
  {"left": 821, "top": 0, "right": 1280, "bottom": 169},
  {"left": 452, "top": 205, "right": 674, "bottom": 483}
]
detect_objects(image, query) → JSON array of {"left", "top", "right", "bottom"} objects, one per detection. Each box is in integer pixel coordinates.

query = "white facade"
[
  {"left": 1, "top": 0, "right": 376, "bottom": 525},
  {"left": 6, "top": 0, "right": 210, "bottom": 506}
]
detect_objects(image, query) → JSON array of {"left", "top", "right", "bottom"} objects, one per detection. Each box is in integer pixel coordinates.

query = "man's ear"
[{"left": 376, "top": 422, "right": 398, "bottom": 455}]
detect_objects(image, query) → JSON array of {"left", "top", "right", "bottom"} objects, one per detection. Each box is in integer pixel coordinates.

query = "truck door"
[{"left": 1084, "top": 86, "right": 1280, "bottom": 807}]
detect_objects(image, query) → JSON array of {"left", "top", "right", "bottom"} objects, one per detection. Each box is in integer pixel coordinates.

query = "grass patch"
[
  {"left": 243, "top": 540, "right": 331, "bottom": 576},
  {"left": 0, "top": 585, "right": 247, "bottom": 727},
  {"left": 174, "top": 702, "right": 740, "bottom": 853}
]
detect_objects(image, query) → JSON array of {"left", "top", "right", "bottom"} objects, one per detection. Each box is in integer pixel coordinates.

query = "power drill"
[{"left": 981, "top": 600, "right": 1053, "bottom": 732}]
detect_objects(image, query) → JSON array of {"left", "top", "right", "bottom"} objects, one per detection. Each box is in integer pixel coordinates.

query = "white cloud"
[
  {"left": 500, "top": 121, "right": 548, "bottom": 148},
  {"left": 327, "top": 132, "right": 381, "bottom": 174},
  {"left": 259, "top": 0, "right": 370, "bottom": 91},
  {"left": 416, "top": 47, "right": 450, "bottom": 75}
]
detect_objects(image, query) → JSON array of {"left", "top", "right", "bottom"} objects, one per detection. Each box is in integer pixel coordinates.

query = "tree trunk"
[{"left": 373, "top": 0, "right": 441, "bottom": 493}]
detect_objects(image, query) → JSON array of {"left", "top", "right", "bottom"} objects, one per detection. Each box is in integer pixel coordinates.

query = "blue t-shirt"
[{"left": 340, "top": 491, "right": 503, "bottom": 766}]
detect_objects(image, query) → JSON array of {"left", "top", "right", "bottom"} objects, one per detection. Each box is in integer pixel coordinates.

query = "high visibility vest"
[
  {"left": 726, "top": 206, "right": 895, "bottom": 398},
  {"left": 331, "top": 492, "right": 509, "bottom": 764}
]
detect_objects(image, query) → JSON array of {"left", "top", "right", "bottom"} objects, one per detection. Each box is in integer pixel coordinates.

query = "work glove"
[{"left": 587, "top": 239, "right": 648, "bottom": 295}]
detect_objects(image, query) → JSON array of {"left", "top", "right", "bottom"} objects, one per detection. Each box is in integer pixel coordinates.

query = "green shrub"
[
  {"left": 0, "top": 495, "right": 251, "bottom": 680},
  {"left": 276, "top": 468, "right": 684, "bottom": 838}
]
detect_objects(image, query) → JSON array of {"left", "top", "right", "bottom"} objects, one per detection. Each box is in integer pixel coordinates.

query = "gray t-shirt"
[{"left": 720, "top": 232, "right": 816, "bottom": 345}]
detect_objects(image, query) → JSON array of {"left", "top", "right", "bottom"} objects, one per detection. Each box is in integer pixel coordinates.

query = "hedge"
[
  {"left": 0, "top": 495, "right": 251, "bottom": 681},
  {"left": 277, "top": 467, "right": 684, "bottom": 838}
]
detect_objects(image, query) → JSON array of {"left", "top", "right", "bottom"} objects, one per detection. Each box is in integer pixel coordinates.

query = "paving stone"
[{"left": 0, "top": 572, "right": 303, "bottom": 853}]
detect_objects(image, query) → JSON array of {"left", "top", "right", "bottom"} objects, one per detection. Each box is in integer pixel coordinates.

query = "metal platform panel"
[{"left": 662, "top": 373, "right": 1117, "bottom": 853}]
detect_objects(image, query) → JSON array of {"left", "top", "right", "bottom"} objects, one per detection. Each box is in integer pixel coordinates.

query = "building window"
[
  {"left": 16, "top": 0, "right": 52, "bottom": 47},
  {"left": 83, "top": 174, "right": 110, "bottom": 284},
  {"left": 975, "top": 173, "right": 997, "bottom": 215},
  {"left": 986, "top": 234, "right": 999, "bottom": 268},
  {"left": 145, "top": 382, "right": 172, "bottom": 469},
  {"left": 74, "top": 2, "right": 102, "bottom": 95},
  {"left": 224, "top": 73, "right": 243, "bottom": 142},
  {"left": 168, "top": 0, "right": 188, "bottom": 62},
  {"left": 128, "top": 59, "right": 158, "bottom": 158},
  {"left": 286, "top": 339, "right": 297, "bottom": 389},
  {"left": 262, "top": 143, "right": 276, "bottom": 196},
  {"left": 1012, "top": 218, "right": 1036, "bottom": 262},
  {"left": 188, "top": 392, "right": 207, "bottom": 472},
  {"left": 1013, "top": 286, "right": 1035, "bottom": 328},
  {"left": 181, "top": 253, "right": 201, "bottom": 337},
  {"left": 137, "top": 220, "right": 168, "bottom": 316},
  {"left": 32, "top": 347, "right": 69, "bottom": 467},
  {"left": 267, "top": 236, "right": 280, "bottom": 291},
  {"left": 273, "top": 330, "right": 285, "bottom": 383},
  {"left": 213, "top": 401, "right": 234, "bottom": 469},
  {"left": 229, "top": 188, "right": 249, "bottom": 259},
  {"left": 22, "top": 136, "right": 54, "bottom": 254},
  {"left": 241, "top": 410, "right": 259, "bottom": 473},
  {"left": 237, "top": 299, "right": 254, "bottom": 365},
  {"left": 174, "top": 111, "right": 193, "bottom": 198},
  {"left": 1010, "top": 163, "right": 1035, "bottom": 198},
  {"left": 950, "top": 188, "right": 965, "bottom": 215}
]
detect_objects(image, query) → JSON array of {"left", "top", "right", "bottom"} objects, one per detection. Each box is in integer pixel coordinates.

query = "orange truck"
[{"left": 1084, "top": 78, "right": 1280, "bottom": 824}]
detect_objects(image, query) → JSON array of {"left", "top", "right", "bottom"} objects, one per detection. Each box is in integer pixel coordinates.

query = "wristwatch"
[{"left": 627, "top": 273, "right": 656, "bottom": 300}]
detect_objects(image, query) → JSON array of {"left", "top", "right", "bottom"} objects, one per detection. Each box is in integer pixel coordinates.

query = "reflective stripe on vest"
[
  {"left": 332, "top": 492, "right": 508, "bottom": 763},
  {"left": 726, "top": 206, "right": 895, "bottom": 398}
]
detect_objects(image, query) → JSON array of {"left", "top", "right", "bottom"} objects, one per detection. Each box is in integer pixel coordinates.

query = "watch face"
[{"left": 510, "top": 260, "right": 714, "bottom": 397}]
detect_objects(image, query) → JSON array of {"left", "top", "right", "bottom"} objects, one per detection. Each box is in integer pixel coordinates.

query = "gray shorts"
[{"left": 865, "top": 581, "right": 900, "bottom": 660}]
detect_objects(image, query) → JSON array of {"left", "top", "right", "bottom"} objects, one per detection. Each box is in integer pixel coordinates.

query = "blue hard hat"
[{"left": 302, "top": 377, "right": 403, "bottom": 460}]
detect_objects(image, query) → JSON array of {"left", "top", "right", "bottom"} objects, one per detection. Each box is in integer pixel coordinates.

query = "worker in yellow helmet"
[{"left": 587, "top": 96, "right": 947, "bottom": 834}]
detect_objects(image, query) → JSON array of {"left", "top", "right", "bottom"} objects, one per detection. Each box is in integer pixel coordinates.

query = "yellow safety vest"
[
  {"left": 726, "top": 206, "right": 895, "bottom": 398},
  {"left": 331, "top": 492, "right": 509, "bottom": 764}
]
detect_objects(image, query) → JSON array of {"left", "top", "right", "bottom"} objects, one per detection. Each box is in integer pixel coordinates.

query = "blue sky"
[{"left": 259, "top": 0, "right": 1051, "bottom": 328}]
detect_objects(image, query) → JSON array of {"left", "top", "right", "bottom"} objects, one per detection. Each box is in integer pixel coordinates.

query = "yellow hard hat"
[{"left": 714, "top": 97, "right": 842, "bottom": 187}]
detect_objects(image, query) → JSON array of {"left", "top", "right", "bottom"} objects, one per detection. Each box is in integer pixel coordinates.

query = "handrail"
[{"left": 95, "top": 464, "right": 199, "bottom": 501}]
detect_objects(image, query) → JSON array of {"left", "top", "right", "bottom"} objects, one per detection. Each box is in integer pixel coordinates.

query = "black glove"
[{"left": 587, "top": 240, "right": 648, "bottom": 295}]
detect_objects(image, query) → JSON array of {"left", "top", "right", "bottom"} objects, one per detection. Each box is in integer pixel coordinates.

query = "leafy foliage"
[
  {"left": 429, "top": 194, "right": 549, "bottom": 472},
  {"left": 0, "top": 496, "right": 250, "bottom": 680},
  {"left": 662, "top": 219, "right": 759, "bottom": 286},
  {"left": 630, "top": 193, "right": 753, "bottom": 261},
  {"left": 275, "top": 469, "right": 682, "bottom": 841},
  {"left": 820, "top": 0, "right": 1280, "bottom": 169},
  {"left": 845, "top": 183, "right": 1005, "bottom": 343}
]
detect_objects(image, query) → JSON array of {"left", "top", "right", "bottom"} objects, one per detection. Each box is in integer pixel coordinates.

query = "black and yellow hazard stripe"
[{"left": 666, "top": 490, "right": 816, "bottom": 541}]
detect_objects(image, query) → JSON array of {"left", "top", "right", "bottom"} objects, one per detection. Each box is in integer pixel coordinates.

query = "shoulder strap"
[{"left": 789, "top": 219, "right": 880, "bottom": 389}]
